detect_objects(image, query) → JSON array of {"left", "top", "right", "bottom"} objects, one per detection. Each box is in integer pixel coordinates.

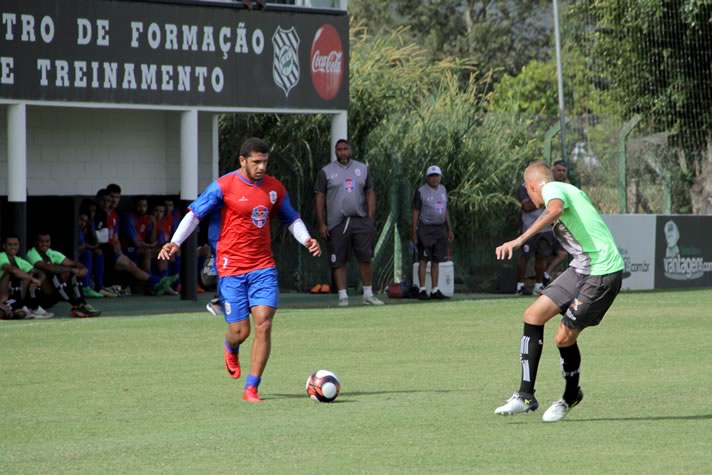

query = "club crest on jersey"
[
  {"left": 269, "top": 190, "right": 278, "bottom": 204},
  {"left": 251, "top": 205, "right": 269, "bottom": 228},
  {"left": 355, "top": 168, "right": 361, "bottom": 177},
  {"left": 344, "top": 177, "right": 354, "bottom": 192},
  {"left": 436, "top": 201, "right": 444, "bottom": 213}
]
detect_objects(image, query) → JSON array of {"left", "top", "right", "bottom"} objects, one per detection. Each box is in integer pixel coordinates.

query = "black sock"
[
  {"left": 27, "top": 287, "right": 40, "bottom": 310},
  {"left": 52, "top": 274, "right": 76, "bottom": 305},
  {"left": 518, "top": 322, "right": 544, "bottom": 396},
  {"left": 558, "top": 343, "right": 581, "bottom": 405},
  {"left": 70, "top": 276, "right": 87, "bottom": 305}
]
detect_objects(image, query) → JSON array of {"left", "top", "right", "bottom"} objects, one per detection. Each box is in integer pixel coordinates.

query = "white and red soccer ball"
[{"left": 306, "top": 370, "right": 341, "bottom": 403}]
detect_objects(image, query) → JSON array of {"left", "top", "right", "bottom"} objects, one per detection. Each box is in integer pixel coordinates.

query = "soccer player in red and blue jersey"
[{"left": 159, "top": 138, "right": 321, "bottom": 403}]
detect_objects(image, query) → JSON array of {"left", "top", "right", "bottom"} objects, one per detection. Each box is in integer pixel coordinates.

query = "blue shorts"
[{"left": 218, "top": 267, "right": 279, "bottom": 323}]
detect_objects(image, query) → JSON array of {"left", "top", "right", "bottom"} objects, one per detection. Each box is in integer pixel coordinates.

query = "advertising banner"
[
  {"left": 0, "top": 0, "right": 349, "bottom": 110},
  {"left": 602, "top": 214, "right": 656, "bottom": 291},
  {"left": 654, "top": 215, "right": 712, "bottom": 289}
]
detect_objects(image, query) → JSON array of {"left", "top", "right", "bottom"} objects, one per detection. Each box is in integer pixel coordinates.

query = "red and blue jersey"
[
  {"left": 124, "top": 213, "right": 153, "bottom": 246},
  {"left": 107, "top": 209, "right": 120, "bottom": 241},
  {"left": 189, "top": 170, "right": 300, "bottom": 277}
]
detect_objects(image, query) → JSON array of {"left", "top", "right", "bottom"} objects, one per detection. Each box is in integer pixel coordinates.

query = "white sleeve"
[
  {"left": 288, "top": 218, "right": 312, "bottom": 247},
  {"left": 170, "top": 211, "right": 201, "bottom": 246}
]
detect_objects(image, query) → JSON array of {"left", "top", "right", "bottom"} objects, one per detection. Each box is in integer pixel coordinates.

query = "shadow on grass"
[
  {"left": 268, "top": 388, "right": 469, "bottom": 402},
  {"left": 506, "top": 414, "right": 712, "bottom": 424},
  {"left": 571, "top": 414, "right": 712, "bottom": 422}
]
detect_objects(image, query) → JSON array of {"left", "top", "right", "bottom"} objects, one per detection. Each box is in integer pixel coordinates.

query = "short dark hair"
[
  {"left": 2, "top": 233, "right": 20, "bottom": 244},
  {"left": 553, "top": 160, "right": 567, "bottom": 168},
  {"left": 335, "top": 139, "right": 349, "bottom": 147},
  {"left": 107, "top": 183, "right": 122, "bottom": 194},
  {"left": 35, "top": 231, "right": 51, "bottom": 240},
  {"left": 96, "top": 188, "right": 110, "bottom": 199},
  {"left": 239, "top": 137, "right": 269, "bottom": 158}
]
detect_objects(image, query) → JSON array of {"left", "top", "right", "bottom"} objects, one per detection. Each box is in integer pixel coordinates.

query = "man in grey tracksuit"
[
  {"left": 411, "top": 165, "right": 454, "bottom": 300},
  {"left": 314, "top": 139, "right": 384, "bottom": 307}
]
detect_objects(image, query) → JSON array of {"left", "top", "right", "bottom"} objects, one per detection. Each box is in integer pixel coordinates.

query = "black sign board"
[
  {"left": 654, "top": 215, "right": 712, "bottom": 289},
  {"left": 0, "top": 0, "right": 349, "bottom": 109}
]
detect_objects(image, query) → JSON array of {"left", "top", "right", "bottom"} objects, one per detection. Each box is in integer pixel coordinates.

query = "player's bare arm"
[
  {"left": 2, "top": 264, "right": 41, "bottom": 286},
  {"left": 159, "top": 211, "right": 201, "bottom": 260},
  {"left": 34, "top": 260, "right": 81, "bottom": 276},
  {"left": 446, "top": 211, "right": 454, "bottom": 242},
  {"left": 315, "top": 192, "right": 329, "bottom": 239},
  {"left": 158, "top": 242, "right": 180, "bottom": 260},
  {"left": 366, "top": 190, "right": 376, "bottom": 221},
  {"left": 305, "top": 238, "right": 321, "bottom": 257},
  {"left": 496, "top": 199, "right": 564, "bottom": 260},
  {"left": 411, "top": 208, "right": 420, "bottom": 242}
]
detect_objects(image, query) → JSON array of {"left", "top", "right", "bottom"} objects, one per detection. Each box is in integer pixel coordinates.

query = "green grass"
[{"left": 2, "top": 290, "right": 712, "bottom": 474}]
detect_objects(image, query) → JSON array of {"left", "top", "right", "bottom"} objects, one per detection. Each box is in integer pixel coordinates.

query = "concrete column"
[
  {"left": 180, "top": 110, "right": 199, "bottom": 301},
  {"left": 330, "top": 110, "right": 347, "bottom": 162},
  {"left": 8, "top": 103, "right": 27, "bottom": 253}
]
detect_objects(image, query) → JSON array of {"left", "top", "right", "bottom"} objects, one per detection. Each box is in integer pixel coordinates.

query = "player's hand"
[
  {"left": 495, "top": 239, "right": 521, "bottom": 260},
  {"left": 158, "top": 242, "right": 180, "bottom": 260},
  {"left": 305, "top": 238, "right": 321, "bottom": 257},
  {"left": 30, "top": 277, "right": 42, "bottom": 286},
  {"left": 448, "top": 230, "right": 454, "bottom": 242},
  {"left": 409, "top": 240, "right": 417, "bottom": 254},
  {"left": 76, "top": 267, "right": 88, "bottom": 278},
  {"left": 319, "top": 223, "right": 329, "bottom": 239}
]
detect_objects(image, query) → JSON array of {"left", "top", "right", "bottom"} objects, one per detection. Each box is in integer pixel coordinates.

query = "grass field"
[{"left": 2, "top": 290, "right": 711, "bottom": 474}]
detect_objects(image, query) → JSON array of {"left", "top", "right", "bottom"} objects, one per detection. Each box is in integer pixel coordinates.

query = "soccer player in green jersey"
[
  {"left": 494, "top": 161, "right": 624, "bottom": 422},
  {"left": 27, "top": 233, "right": 101, "bottom": 318}
]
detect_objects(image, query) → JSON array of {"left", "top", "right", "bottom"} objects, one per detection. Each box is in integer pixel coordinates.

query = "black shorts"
[
  {"left": 521, "top": 232, "right": 554, "bottom": 257},
  {"left": 553, "top": 238, "right": 565, "bottom": 253},
  {"left": 542, "top": 267, "right": 623, "bottom": 330},
  {"left": 327, "top": 216, "right": 375, "bottom": 268},
  {"left": 416, "top": 224, "right": 448, "bottom": 262}
]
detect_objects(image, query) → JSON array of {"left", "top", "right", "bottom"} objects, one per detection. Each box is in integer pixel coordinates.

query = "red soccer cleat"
[
  {"left": 243, "top": 385, "right": 261, "bottom": 403},
  {"left": 224, "top": 346, "right": 241, "bottom": 379}
]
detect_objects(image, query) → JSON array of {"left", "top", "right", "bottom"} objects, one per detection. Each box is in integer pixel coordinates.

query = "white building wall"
[
  {"left": 0, "top": 105, "right": 216, "bottom": 197},
  {"left": 0, "top": 105, "right": 7, "bottom": 196}
]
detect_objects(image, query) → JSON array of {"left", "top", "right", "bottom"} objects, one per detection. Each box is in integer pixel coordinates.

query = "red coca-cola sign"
[{"left": 310, "top": 24, "right": 344, "bottom": 101}]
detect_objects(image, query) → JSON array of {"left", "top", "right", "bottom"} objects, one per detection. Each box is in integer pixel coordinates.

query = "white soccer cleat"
[
  {"left": 206, "top": 298, "right": 221, "bottom": 317},
  {"left": 532, "top": 283, "right": 545, "bottom": 295},
  {"left": 21, "top": 306, "right": 35, "bottom": 319},
  {"left": 32, "top": 306, "right": 54, "bottom": 319},
  {"left": 495, "top": 392, "right": 539, "bottom": 415},
  {"left": 337, "top": 298, "right": 349, "bottom": 307},
  {"left": 542, "top": 389, "right": 583, "bottom": 422},
  {"left": 362, "top": 295, "right": 384, "bottom": 305}
]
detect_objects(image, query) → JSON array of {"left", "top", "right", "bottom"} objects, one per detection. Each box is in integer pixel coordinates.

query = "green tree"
[
  {"left": 575, "top": 0, "right": 712, "bottom": 213},
  {"left": 489, "top": 45, "right": 621, "bottom": 118},
  {"left": 350, "top": 0, "right": 553, "bottom": 81}
]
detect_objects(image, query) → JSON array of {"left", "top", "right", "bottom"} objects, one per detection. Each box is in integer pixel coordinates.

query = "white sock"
[
  {"left": 363, "top": 286, "right": 373, "bottom": 298},
  {"left": 534, "top": 282, "right": 543, "bottom": 290},
  {"left": 432, "top": 287, "right": 440, "bottom": 293},
  {"left": 544, "top": 272, "right": 551, "bottom": 280},
  {"left": 420, "top": 286, "right": 427, "bottom": 292},
  {"left": 338, "top": 289, "right": 348, "bottom": 300},
  {"left": 516, "top": 282, "right": 524, "bottom": 291}
]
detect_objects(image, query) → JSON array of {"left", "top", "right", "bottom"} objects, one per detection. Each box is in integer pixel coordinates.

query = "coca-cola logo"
[{"left": 310, "top": 24, "right": 344, "bottom": 101}]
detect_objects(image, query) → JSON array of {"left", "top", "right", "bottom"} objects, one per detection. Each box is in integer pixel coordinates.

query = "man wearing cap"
[
  {"left": 315, "top": 139, "right": 384, "bottom": 307},
  {"left": 411, "top": 165, "right": 454, "bottom": 300}
]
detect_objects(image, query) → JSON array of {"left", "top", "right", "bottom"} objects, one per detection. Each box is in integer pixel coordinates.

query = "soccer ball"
[{"left": 305, "top": 370, "right": 341, "bottom": 403}]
